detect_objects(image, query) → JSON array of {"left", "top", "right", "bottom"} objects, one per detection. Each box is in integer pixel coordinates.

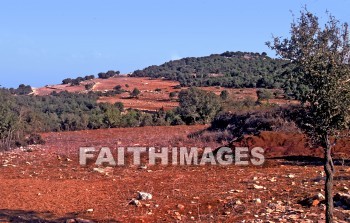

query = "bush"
[
  {"left": 13, "top": 84, "right": 33, "bottom": 95},
  {"left": 176, "top": 87, "right": 221, "bottom": 124},
  {"left": 169, "top": 91, "right": 177, "bottom": 100},
  {"left": 220, "top": 90, "right": 229, "bottom": 100},
  {"left": 210, "top": 106, "right": 302, "bottom": 137},
  {"left": 114, "top": 102, "right": 124, "bottom": 112},
  {"left": 256, "top": 89, "right": 273, "bottom": 102},
  {"left": 98, "top": 71, "right": 120, "bottom": 79},
  {"left": 85, "top": 83, "right": 95, "bottom": 90},
  {"left": 26, "top": 133, "right": 45, "bottom": 145},
  {"left": 130, "top": 88, "right": 141, "bottom": 98}
]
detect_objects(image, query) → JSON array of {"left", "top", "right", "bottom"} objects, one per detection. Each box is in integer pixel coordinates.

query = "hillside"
[
  {"left": 34, "top": 77, "right": 295, "bottom": 112},
  {"left": 131, "top": 51, "right": 292, "bottom": 89}
]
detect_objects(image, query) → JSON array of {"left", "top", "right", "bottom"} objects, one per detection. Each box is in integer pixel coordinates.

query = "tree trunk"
[{"left": 324, "top": 134, "right": 335, "bottom": 223}]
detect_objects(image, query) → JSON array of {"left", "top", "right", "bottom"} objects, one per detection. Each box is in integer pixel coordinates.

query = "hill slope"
[{"left": 131, "top": 51, "right": 292, "bottom": 89}]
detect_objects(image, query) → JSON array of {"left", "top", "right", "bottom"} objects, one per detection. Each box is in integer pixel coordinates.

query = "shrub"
[
  {"left": 220, "top": 90, "right": 229, "bottom": 100},
  {"left": 256, "top": 89, "right": 273, "bottom": 102},
  {"left": 169, "top": 91, "right": 177, "bottom": 100},
  {"left": 85, "top": 83, "right": 95, "bottom": 90},
  {"left": 130, "top": 88, "right": 141, "bottom": 98},
  {"left": 177, "top": 87, "right": 221, "bottom": 124}
]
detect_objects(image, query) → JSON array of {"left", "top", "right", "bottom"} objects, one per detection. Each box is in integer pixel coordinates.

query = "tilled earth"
[{"left": 0, "top": 126, "right": 349, "bottom": 223}]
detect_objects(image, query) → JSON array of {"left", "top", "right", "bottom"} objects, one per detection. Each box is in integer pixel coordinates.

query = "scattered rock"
[
  {"left": 75, "top": 219, "right": 95, "bottom": 223},
  {"left": 235, "top": 200, "right": 243, "bottom": 205},
  {"left": 253, "top": 184, "right": 265, "bottom": 190},
  {"left": 177, "top": 204, "right": 185, "bottom": 210},
  {"left": 138, "top": 165, "right": 147, "bottom": 170},
  {"left": 129, "top": 199, "right": 142, "bottom": 207},
  {"left": 316, "top": 193, "right": 325, "bottom": 200},
  {"left": 254, "top": 198, "right": 262, "bottom": 204},
  {"left": 93, "top": 167, "right": 105, "bottom": 174},
  {"left": 287, "top": 174, "right": 295, "bottom": 178},
  {"left": 269, "top": 177, "right": 277, "bottom": 182},
  {"left": 137, "top": 191, "right": 153, "bottom": 200}
]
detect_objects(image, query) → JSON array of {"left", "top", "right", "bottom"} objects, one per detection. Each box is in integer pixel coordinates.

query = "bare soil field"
[
  {"left": 0, "top": 126, "right": 350, "bottom": 222},
  {"left": 35, "top": 77, "right": 297, "bottom": 111}
]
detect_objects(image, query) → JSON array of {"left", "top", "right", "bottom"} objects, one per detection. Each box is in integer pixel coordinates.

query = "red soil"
[
  {"left": 0, "top": 126, "right": 350, "bottom": 222},
  {"left": 234, "top": 131, "right": 350, "bottom": 159},
  {"left": 35, "top": 77, "right": 297, "bottom": 111}
]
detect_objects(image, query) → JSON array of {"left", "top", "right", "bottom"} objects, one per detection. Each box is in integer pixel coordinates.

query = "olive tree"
[
  {"left": 177, "top": 87, "right": 221, "bottom": 124},
  {"left": 267, "top": 10, "right": 350, "bottom": 222}
]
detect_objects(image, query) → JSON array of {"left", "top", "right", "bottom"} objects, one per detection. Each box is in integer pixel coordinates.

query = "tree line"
[
  {"left": 0, "top": 86, "right": 224, "bottom": 150},
  {"left": 131, "top": 51, "right": 294, "bottom": 90}
]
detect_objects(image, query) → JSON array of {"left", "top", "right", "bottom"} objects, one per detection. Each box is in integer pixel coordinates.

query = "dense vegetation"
[
  {"left": 62, "top": 75, "right": 95, "bottom": 85},
  {"left": 0, "top": 86, "right": 223, "bottom": 150},
  {"left": 131, "top": 51, "right": 293, "bottom": 90},
  {"left": 7, "top": 84, "right": 33, "bottom": 95},
  {"left": 98, "top": 70, "right": 120, "bottom": 79},
  {"left": 61, "top": 70, "right": 121, "bottom": 86},
  {"left": 0, "top": 51, "right": 307, "bottom": 151}
]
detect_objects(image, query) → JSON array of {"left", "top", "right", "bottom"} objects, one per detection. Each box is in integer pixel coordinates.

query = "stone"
[
  {"left": 137, "top": 191, "right": 153, "bottom": 200},
  {"left": 129, "top": 199, "right": 142, "bottom": 207},
  {"left": 253, "top": 184, "right": 264, "bottom": 190},
  {"left": 287, "top": 174, "right": 295, "bottom": 178},
  {"left": 235, "top": 200, "right": 243, "bottom": 205},
  {"left": 177, "top": 204, "right": 185, "bottom": 210},
  {"left": 254, "top": 198, "right": 262, "bottom": 204},
  {"left": 75, "top": 219, "right": 95, "bottom": 223}
]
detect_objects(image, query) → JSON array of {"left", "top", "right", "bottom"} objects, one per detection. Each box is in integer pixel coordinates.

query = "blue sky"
[{"left": 1, "top": 0, "right": 349, "bottom": 88}]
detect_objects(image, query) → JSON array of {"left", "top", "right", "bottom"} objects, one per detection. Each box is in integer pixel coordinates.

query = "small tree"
[
  {"left": 267, "top": 10, "right": 350, "bottom": 222},
  {"left": 256, "top": 89, "right": 272, "bottom": 103},
  {"left": 114, "top": 102, "right": 124, "bottom": 112},
  {"left": 85, "top": 83, "right": 95, "bottom": 91},
  {"left": 177, "top": 87, "right": 221, "bottom": 124},
  {"left": 169, "top": 91, "right": 177, "bottom": 100},
  {"left": 220, "top": 90, "right": 229, "bottom": 100},
  {"left": 62, "top": 78, "right": 72, "bottom": 85},
  {"left": 114, "top": 85, "right": 122, "bottom": 91},
  {"left": 130, "top": 88, "right": 141, "bottom": 98}
]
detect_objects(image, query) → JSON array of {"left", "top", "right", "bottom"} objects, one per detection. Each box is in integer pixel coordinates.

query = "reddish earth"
[
  {"left": 34, "top": 77, "right": 297, "bottom": 111},
  {"left": 0, "top": 126, "right": 350, "bottom": 222},
  {"left": 234, "top": 131, "right": 350, "bottom": 160}
]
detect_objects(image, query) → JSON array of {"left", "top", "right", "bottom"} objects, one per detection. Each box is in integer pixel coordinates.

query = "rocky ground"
[{"left": 0, "top": 125, "right": 349, "bottom": 223}]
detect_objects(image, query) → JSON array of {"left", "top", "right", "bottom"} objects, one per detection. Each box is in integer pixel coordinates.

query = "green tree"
[
  {"left": 130, "top": 88, "right": 141, "bottom": 98},
  {"left": 220, "top": 90, "right": 229, "bottom": 100},
  {"left": 267, "top": 10, "right": 350, "bottom": 222},
  {"left": 169, "top": 91, "right": 177, "bottom": 100},
  {"left": 256, "top": 89, "right": 273, "bottom": 103},
  {"left": 177, "top": 87, "right": 221, "bottom": 124}
]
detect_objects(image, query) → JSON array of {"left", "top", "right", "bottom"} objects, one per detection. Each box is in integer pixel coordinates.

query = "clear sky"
[{"left": 1, "top": 0, "right": 349, "bottom": 88}]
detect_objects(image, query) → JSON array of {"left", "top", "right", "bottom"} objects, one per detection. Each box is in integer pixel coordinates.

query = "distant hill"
[{"left": 131, "top": 51, "right": 292, "bottom": 89}]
